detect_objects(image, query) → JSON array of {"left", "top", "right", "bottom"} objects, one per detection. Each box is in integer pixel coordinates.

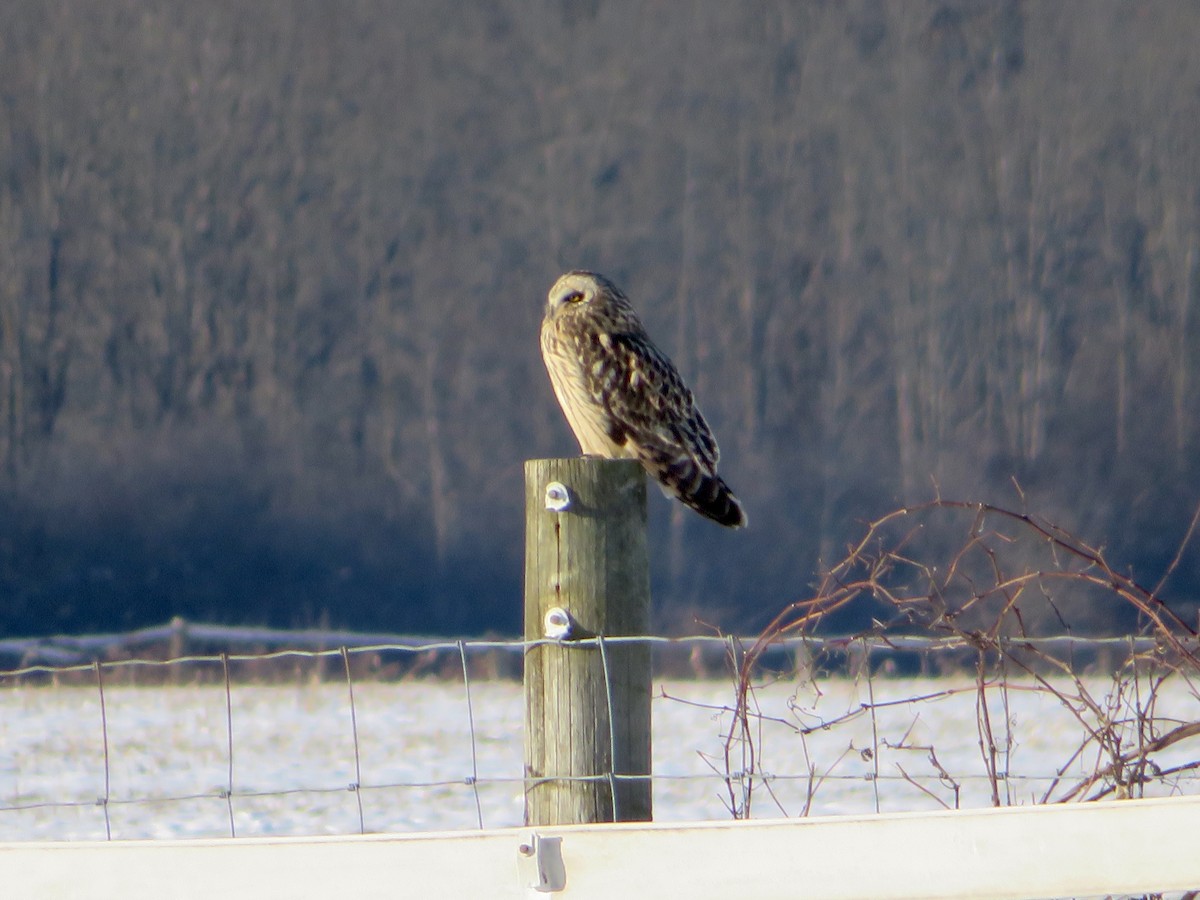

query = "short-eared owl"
[{"left": 540, "top": 271, "right": 746, "bottom": 528}]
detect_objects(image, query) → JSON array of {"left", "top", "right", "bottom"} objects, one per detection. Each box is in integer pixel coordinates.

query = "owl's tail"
[
  {"left": 656, "top": 457, "right": 748, "bottom": 529},
  {"left": 686, "top": 474, "right": 747, "bottom": 528}
]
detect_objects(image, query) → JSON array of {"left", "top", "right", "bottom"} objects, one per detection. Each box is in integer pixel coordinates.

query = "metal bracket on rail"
[{"left": 516, "top": 832, "right": 566, "bottom": 893}]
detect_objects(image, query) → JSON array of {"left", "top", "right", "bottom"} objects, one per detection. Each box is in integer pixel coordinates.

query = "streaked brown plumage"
[{"left": 540, "top": 271, "right": 746, "bottom": 528}]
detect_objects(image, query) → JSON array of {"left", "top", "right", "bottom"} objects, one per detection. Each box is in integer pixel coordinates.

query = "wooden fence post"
[{"left": 523, "top": 457, "right": 652, "bottom": 825}]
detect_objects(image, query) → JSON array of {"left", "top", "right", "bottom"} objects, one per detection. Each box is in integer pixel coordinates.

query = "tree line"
[{"left": 0, "top": 1, "right": 1197, "bottom": 637}]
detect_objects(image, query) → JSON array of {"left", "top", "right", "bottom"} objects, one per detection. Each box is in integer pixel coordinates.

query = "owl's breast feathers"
[{"left": 541, "top": 316, "right": 632, "bottom": 458}]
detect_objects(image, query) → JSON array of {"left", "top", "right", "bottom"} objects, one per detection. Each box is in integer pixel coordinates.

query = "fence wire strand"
[
  {"left": 341, "top": 647, "right": 366, "bottom": 834},
  {"left": 221, "top": 652, "right": 235, "bottom": 838},
  {"left": 596, "top": 634, "right": 621, "bottom": 823},
  {"left": 456, "top": 639, "right": 484, "bottom": 830},
  {"left": 93, "top": 661, "right": 111, "bottom": 841}
]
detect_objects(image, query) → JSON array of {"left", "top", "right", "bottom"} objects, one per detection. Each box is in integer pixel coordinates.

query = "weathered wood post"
[{"left": 523, "top": 457, "right": 652, "bottom": 825}]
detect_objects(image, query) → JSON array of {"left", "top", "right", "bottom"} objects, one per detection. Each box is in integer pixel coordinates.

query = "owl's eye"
[{"left": 563, "top": 291, "right": 585, "bottom": 304}]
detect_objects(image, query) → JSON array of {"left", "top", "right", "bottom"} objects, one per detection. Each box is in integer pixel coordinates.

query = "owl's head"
[{"left": 545, "top": 271, "right": 636, "bottom": 324}]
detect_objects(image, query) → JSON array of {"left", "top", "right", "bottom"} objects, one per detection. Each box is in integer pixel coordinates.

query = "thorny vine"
[{"left": 715, "top": 499, "right": 1200, "bottom": 820}]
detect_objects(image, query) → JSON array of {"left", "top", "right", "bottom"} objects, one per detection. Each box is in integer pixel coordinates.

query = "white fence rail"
[{"left": 3, "top": 795, "right": 1198, "bottom": 900}]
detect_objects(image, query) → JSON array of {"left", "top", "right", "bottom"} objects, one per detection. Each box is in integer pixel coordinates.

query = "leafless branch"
[{"left": 722, "top": 500, "right": 1200, "bottom": 817}]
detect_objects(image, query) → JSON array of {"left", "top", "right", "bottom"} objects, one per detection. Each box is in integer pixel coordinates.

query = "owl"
[{"left": 540, "top": 271, "right": 747, "bottom": 528}]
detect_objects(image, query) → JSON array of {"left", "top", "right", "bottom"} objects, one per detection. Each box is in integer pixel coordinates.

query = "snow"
[{"left": 0, "top": 676, "right": 1196, "bottom": 841}]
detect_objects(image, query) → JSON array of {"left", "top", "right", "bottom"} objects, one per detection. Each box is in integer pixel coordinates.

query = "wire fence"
[
  {"left": 3, "top": 499, "right": 1199, "bottom": 841},
  {"left": 0, "top": 623, "right": 1196, "bottom": 842}
]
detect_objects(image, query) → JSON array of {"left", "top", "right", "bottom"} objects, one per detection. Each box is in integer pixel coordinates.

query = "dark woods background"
[{"left": 1, "top": 2, "right": 1198, "bottom": 638}]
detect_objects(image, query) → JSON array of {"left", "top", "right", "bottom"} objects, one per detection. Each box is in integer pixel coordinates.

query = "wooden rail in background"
[{"left": 523, "top": 457, "right": 652, "bottom": 826}]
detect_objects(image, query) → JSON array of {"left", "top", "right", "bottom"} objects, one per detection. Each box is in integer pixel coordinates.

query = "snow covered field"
[{"left": 1, "top": 675, "right": 1196, "bottom": 841}]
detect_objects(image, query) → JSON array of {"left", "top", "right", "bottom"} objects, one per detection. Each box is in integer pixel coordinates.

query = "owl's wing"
[{"left": 590, "top": 331, "right": 720, "bottom": 474}]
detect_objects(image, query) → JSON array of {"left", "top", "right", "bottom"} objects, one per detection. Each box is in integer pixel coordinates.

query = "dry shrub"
[{"left": 718, "top": 500, "right": 1200, "bottom": 818}]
